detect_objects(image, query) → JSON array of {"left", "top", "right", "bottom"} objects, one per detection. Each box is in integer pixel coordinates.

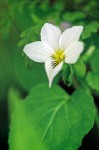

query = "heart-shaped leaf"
[{"left": 9, "top": 84, "right": 95, "bottom": 150}]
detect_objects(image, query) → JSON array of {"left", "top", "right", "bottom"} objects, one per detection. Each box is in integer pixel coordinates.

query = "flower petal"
[
  {"left": 65, "top": 41, "right": 84, "bottom": 64},
  {"left": 45, "top": 61, "right": 63, "bottom": 87},
  {"left": 59, "top": 26, "right": 83, "bottom": 50},
  {"left": 23, "top": 41, "right": 52, "bottom": 62},
  {"left": 41, "top": 23, "right": 61, "bottom": 50}
]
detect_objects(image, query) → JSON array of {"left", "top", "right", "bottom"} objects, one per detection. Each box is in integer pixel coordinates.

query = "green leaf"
[
  {"left": 63, "top": 11, "right": 85, "bottom": 22},
  {"left": 89, "top": 50, "right": 99, "bottom": 72},
  {"left": 73, "top": 60, "right": 86, "bottom": 79},
  {"left": 14, "top": 50, "right": 47, "bottom": 91},
  {"left": 8, "top": 87, "right": 47, "bottom": 150},
  {"left": 0, "top": 13, "right": 12, "bottom": 39},
  {"left": 82, "top": 21, "right": 99, "bottom": 39},
  {"left": 62, "top": 64, "right": 73, "bottom": 86},
  {"left": 14, "top": 50, "right": 60, "bottom": 91},
  {"left": 86, "top": 72, "right": 99, "bottom": 92},
  {"left": 9, "top": 84, "right": 95, "bottom": 150},
  {"left": 0, "top": 39, "right": 16, "bottom": 100},
  {"left": 18, "top": 25, "right": 41, "bottom": 47}
]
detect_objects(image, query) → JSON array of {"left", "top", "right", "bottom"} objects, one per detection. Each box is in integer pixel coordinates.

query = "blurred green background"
[{"left": 0, "top": 0, "right": 99, "bottom": 150}]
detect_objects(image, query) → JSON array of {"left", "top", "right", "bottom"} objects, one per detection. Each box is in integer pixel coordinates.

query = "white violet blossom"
[{"left": 23, "top": 23, "right": 84, "bottom": 87}]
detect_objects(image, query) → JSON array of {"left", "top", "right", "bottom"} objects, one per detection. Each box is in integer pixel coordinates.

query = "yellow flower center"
[{"left": 51, "top": 50, "right": 65, "bottom": 68}]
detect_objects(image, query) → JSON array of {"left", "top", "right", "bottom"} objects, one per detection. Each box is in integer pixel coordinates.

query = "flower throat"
[{"left": 51, "top": 50, "right": 65, "bottom": 68}]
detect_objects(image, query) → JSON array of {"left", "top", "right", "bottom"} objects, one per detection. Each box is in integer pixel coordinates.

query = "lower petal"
[
  {"left": 45, "top": 61, "right": 63, "bottom": 87},
  {"left": 65, "top": 41, "right": 84, "bottom": 64}
]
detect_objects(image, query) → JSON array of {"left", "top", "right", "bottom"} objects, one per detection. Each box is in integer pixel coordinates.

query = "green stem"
[{"left": 82, "top": 45, "right": 95, "bottom": 62}]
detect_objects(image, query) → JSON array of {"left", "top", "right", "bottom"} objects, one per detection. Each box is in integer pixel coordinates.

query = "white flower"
[{"left": 23, "top": 23, "right": 84, "bottom": 87}]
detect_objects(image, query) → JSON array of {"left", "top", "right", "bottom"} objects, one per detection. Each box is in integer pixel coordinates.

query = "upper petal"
[
  {"left": 65, "top": 41, "right": 84, "bottom": 64},
  {"left": 45, "top": 61, "right": 63, "bottom": 87},
  {"left": 41, "top": 23, "right": 61, "bottom": 50},
  {"left": 59, "top": 26, "right": 83, "bottom": 50},
  {"left": 23, "top": 41, "right": 52, "bottom": 62}
]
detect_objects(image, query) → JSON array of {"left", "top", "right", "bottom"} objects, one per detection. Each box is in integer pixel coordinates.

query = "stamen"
[{"left": 51, "top": 50, "right": 65, "bottom": 68}]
